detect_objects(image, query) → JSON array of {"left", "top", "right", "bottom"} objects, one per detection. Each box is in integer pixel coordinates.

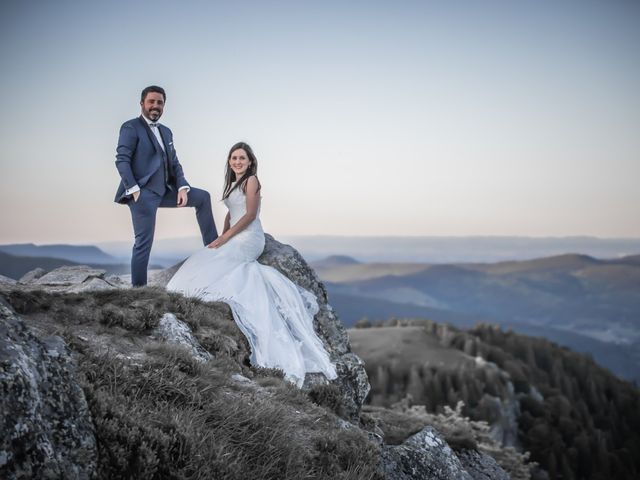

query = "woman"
[{"left": 167, "top": 142, "right": 337, "bottom": 387}]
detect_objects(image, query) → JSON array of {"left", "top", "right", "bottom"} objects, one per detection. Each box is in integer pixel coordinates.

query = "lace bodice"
[{"left": 224, "top": 183, "right": 262, "bottom": 231}]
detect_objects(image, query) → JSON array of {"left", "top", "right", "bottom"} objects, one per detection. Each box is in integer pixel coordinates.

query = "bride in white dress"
[{"left": 167, "top": 142, "right": 337, "bottom": 387}]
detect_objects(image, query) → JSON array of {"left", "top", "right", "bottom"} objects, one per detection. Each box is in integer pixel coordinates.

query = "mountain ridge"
[
  {"left": 0, "top": 243, "right": 117, "bottom": 264},
  {"left": 317, "top": 253, "right": 640, "bottom": 383}
]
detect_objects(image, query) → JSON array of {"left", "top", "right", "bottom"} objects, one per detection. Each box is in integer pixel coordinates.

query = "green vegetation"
[
  {"left": 352, "top": 319, "right": 640, "bottom": 480},
  {"left": 80, "top": 347, "right": 382, "bottom": 479},
  {"left": 5, "top": 288, "right": 383, "bottom": 480}
]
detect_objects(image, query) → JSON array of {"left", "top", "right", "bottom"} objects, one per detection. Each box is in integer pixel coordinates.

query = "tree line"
[{"left": 356, "top": 318, "right": 640, "bottom": 480}]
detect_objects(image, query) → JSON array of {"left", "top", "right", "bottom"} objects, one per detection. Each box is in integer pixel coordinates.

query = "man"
[{"left": 114, "top": 85, "right": 217, "bottom": 286}]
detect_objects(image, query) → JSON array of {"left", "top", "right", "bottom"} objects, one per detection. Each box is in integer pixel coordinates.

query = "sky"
[{"left": 1, "top": 0, "right": 639, "bottom": 244}]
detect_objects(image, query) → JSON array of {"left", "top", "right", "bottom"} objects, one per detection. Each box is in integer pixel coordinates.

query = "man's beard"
[{"left": 147, "top": 109, "right": 162, "bottom": 120}]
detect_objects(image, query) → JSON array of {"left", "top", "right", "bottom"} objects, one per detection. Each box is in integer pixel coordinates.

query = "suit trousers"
[{"left": 128, "top": 187, "right": 218, "bottom": 286}]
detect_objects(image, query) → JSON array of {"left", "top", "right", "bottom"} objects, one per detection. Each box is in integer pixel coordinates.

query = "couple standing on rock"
[{"left": 114, "top": 85, "right": 336, "bottom": 387}]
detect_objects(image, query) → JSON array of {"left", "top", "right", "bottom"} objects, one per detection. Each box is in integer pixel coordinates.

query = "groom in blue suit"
[{"left": 114, "top": 85, "right": 218, "bottom": 286}]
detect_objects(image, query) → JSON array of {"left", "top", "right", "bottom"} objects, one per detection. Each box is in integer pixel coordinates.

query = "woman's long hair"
[{"left": 222, "top": 142, "right": 261, "bottom": 199}]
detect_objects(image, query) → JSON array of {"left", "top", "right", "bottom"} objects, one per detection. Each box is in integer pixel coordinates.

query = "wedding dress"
[{"left": 166, "top": 183, "right": 337, "bottom": 387}]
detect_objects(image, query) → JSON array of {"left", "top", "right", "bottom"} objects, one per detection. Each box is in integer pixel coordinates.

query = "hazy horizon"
[
  {"left": 2, "top": 0, "right": 639, "bottom": 244},
  {"left": 19, "top": 234, "right": 639, "bottom": 265},
  {"left": 3, "top": 233, "right": 640, "bottom": 266}
]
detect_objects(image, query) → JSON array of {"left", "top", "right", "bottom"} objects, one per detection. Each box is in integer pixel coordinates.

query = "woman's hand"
[{"left": 207, "top": 235, "right": 229, "bottom": 249}]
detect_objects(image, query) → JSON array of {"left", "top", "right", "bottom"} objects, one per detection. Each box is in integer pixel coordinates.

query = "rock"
[
  {"left": 457, "top": 449, "right": 511, "bottom": 480},
  {"left": 108, "top": 263, "right": 184, "bottom": 288},
  {"left": 35, "top": 266, "right": 106, "bottom": 286},
  {"left": 0, "top": 298, "right": 97, "bottom": 479},
  {"left": 381, "top": 426, "right": 473, "bottom": 480},
  {"left": 0, "top": 274, "right": 16, "bottom": 285},
  {"left": 18, "top": 268, "right": 46, "bottom": 284},
  {"left": 478, "top": 390, "right": 521, "bottom": 448},
  {"left": 259, "top": 235, "right": 350, "bottom": 356},
  {"left": 258, "top": 234, "right": 369, "bottom": 420},
  {"left": 105, "top": 275, "right": 131, "bottom": 288},
  {"left": 153, "top": 313, "right": 213, "bottom": 362},
  {"left": 148, "top": 262, "right": 185, "bottom": 287},
  {"left": 330, "top": 352, "right": 371, "bottom": 421},
  {"left": 231, "top": 374, "right": 253, "bottom": 384},
  {"left": 67, "top": 277, "right": 116, "bottom": 293}
]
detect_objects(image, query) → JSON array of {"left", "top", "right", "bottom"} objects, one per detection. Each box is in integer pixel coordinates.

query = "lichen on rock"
[{"left": 0, "top": 298, "right": 97, "bottom": 480}]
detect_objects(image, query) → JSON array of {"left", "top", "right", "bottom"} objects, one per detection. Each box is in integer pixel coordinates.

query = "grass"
[
  {"left": 79, "top": 346, "right": 383, "bottom": 480},
  {"left": 3, "top": 286, "right": 536, "bottom": 479},
  {"left": 4, "top": 287, "right": 384, "bottom": 480}
]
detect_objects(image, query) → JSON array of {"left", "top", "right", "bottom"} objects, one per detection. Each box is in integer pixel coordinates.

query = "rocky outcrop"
[
  {"left": 11, "top": 265, "right": 124, "bottom": 293},
  {"left": 34, "top": 266, "right": 107, "bottom": 286},
  {"left": 381, "top": 425, "right": 511, "bottom": 480},
  {"left": 259, "top": 234, "right": 351, "bottom": 357},
  {"left": 473, "top": 358, "right": 522, "bottom": 449},
  {"left": 0, "top": 299, "right": 97, "bottom": 480},
  {"left": 258, "top": 234, "right": 370, "bottom": 420},
  {"left": 457, "top": 449, "right": 511, "bottom": 480},
  {"left": 382, "top": 426, "right": 473, "bottom": 479},
  {"left": 0, "top": 274, "right": 16, "bottom": 285},
  {"left": 477, "top": 389, "right": 521, "bottom": 448}
]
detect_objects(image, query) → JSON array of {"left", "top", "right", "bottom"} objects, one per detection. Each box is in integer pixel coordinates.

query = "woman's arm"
[
  {"left": 208, "top": 176, "right": 260, "bottom": 248},
  {"left": 222, "top": 212, "right": 231, "bottom": 234}
]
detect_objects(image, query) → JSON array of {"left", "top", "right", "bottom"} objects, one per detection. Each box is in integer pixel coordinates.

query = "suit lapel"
[
  {"left": 138, "top": 116, "right": 163, "bottom": 154},
  {"left": 157, "top": 125, "right": 170, "bottom": 153}
]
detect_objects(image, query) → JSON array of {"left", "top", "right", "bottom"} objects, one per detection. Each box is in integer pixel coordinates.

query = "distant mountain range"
[
  {"left": 94, "top": 235, "right": 640, "bottom": 265},
  {"left": 313, "top": 253, "right": 640, "bottom": 383},
  {"left": 0, "top": 243, "right": 119, "bottom": 264},
  {"left": 0, "top": 244, "right": 163, "bottom": 280},
  {"left": 284, "top": 235, "right": 640, "bottom": 262}
]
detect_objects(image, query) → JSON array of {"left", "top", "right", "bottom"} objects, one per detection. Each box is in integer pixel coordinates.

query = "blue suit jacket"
[{"left": 114, "top": 116, "right": 189, "bottom": 204}]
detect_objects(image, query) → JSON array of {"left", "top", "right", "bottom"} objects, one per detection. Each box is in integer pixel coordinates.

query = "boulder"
[
  {"left": 259, "top": 234, "right": 350, "bottom": 356},
  {"left": 457, "top": 449, "right": 511, "bottom": 480},
  {"left": 381, "top": 426, "right": 473, "bottom": 480},
  {"left": 0, "top": 298, "right": 97, "bottom": 479},
  {"left": 258, "top": 234, "right": 370, "bottom": 420},
  {"left": 35, "top": 266, "right": 106, "bottom": 286},
  {"left": 18, "top": 268, "right": 46, "bottom": 284}
]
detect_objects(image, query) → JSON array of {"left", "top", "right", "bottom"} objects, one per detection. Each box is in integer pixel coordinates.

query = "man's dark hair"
[{"left": 141, "top": 85, "right": 166, "bottom": 102}]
